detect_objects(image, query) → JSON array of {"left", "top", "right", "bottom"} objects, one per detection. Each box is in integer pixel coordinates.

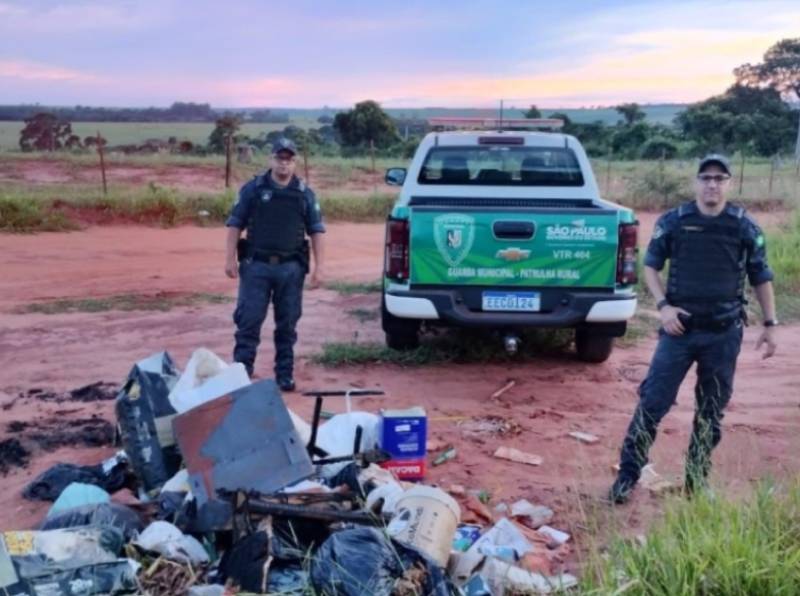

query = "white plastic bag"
[
  {"left": 168, "top": 348, "right": 251, "bottom": 414},
  {"left": 134, "top": 521, "right": 209, "bottom": 565},
  {"left": 316, "top": 412, "right": 380, "bottom": 478}
]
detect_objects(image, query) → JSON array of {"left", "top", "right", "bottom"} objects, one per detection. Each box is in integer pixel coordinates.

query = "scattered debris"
[
  {"left": 493, "top": 446, "right": 543, "bottom": 466},
  {"left": 460, "top": 415, "right": 523, "bottom": 440},
  {"left": 568, "top": 431, "right": 599, "bottom": 444},
  {"left": 537, "top": 525, "right": 571, "bottom": 546},
  {"left": 490, "top": 379, "right": 516, "bottom": 401},
  {"left": 640, "top": 464, "right": 678, "bottom": 495},
  {"left": 433, "top": 446, "right": 457, "bottom": 466},
  {"left": 2, "top": 348, "right": 583, "bottom": 595},
  {"left": 510, "top": 499, "right": 554, "bottom": 529}
]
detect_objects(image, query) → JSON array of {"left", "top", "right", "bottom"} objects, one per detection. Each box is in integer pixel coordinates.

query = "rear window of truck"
[{"left": 418, "top": 146, "right": 584, "bottom": 186}]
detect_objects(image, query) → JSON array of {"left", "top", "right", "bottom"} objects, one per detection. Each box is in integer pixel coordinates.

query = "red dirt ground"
[{"left": 0, "top": 216, "right": 797, "bottom": 573}]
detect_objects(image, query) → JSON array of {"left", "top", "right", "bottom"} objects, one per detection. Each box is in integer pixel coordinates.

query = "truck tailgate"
[{"left": 409, "top": 206, "right": 619, "bottom": 288}]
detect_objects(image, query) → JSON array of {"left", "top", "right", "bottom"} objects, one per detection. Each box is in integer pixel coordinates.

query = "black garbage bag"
[
  {"left": 41, "top": 502, "right": 144, "bottom": 542},
  {"left": 218, "top": 524, "right": 317, "bottom": 594},
  {"left": 310, "top": 527, "right": 453, "bottom": 596},
  {"left": 156, "top": 492, "right": 232, "bottom": 534},
  {"left": 217, "top": 531, "right": 270, "bottom": 593},
  {"left": 23, "top": 460, "right": 130, "bottom": 501}
]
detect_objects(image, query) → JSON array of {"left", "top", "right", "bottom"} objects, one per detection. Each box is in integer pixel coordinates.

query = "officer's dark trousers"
[
  {"left": 618, "top": 320, "right": 743, "bottom": 489},
  {"left": 233, "top": 259, "right": 304, "bottom": 379}
]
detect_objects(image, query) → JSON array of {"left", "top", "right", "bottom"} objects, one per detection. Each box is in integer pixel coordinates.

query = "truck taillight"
[
  {"left": 385, "top": 218, "right": 409, "bottom": 280},
  {"left": 617, "top": 222, "right": 638, "bottom": 285}
]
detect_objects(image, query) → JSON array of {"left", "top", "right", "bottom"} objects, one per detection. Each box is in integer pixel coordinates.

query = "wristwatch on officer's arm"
[
  {"left": 656, "top": 299, "right": 670, "bottom": 311},
  {"left": 763, "top": 319, "right": 779, "bottom": 327}
]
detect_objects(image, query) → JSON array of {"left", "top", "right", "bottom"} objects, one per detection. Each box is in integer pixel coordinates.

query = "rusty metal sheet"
[{"left": 173, "top": 379, "right": 313, "bottom": 504}]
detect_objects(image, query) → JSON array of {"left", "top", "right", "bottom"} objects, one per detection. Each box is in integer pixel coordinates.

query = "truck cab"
[{"left": 382, "top": 118, "right": 638, "bottom": 362}]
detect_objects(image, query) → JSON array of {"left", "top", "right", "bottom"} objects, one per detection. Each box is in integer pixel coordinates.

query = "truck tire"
[
  {"left": 382, "top": 296, "right": 420, "bottom": 350},
  {"left": 575, "top": 329, "right": 614, "bottom": 363}
]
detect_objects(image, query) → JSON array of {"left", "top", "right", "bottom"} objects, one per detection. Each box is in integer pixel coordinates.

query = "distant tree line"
[{"left": 0, "top": 102, "right": 289, "bottom": 123}]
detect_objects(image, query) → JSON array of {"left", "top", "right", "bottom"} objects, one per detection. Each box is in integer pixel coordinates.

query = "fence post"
[
  {"left": 224, "top": 135, "right": 232, "bottom": 189},
  {"left": 370, "top": 138, "right": 376, "bottom": 174},
  {"left": 303, "top": 143, "right": 310, "bottom": 183},
  {"left": 96, "top": 131, "right": 107, "bottom": 196},
  {"left": 738, "top": 153, "right": 745, "bottom": 196},
  {"left": 767, "top": 155, "right": 776, "bottom": 197}
]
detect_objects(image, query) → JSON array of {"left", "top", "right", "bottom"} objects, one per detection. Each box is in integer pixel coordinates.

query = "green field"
[{"left": 0, "top": 119, "right": 320, "bottom": 150}]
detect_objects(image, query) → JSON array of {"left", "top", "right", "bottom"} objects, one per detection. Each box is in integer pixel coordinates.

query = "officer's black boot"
[{"left": 608, "top": 475, "right": 637, "bottom": 504}]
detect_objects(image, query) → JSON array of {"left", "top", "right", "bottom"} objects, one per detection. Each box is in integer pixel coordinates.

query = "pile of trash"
[{"left": 1, "top": 348, "right": 577, "bottom": 595}]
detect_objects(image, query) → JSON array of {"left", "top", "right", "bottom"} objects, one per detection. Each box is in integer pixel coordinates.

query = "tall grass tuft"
[{"left": 582, "top": 482, "right": 800, "bottom": 595}]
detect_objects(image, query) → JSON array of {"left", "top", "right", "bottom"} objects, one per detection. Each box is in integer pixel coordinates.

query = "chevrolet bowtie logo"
[{"left": 496, "top": 247, "right": 531, "bottom": 262}]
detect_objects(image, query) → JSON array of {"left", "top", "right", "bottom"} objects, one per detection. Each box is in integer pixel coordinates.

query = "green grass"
[
  {"left": 590, "top": 158, "right": 800, "bottom": 210},
  {"left": 325, "top": 280, "right": 383, "bottom": 295},
  {"left": 766, "top": 210, "right": 800, "bottom": 321},
  {"left": 0, "top": 182, "right": 393, "bottom": 231},
  {"left": 17, "top": 292, "right": 232, "bottom": 314},
  {"left": 581, "top": 482, "right": 800, "bottom": 595},
  {"left": 312, "top": 328, "right": 575, "bottom": 366}
]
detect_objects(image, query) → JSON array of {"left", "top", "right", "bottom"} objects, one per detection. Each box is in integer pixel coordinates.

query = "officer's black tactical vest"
[
  {"left": 666, "top": 204, "right": 746, "bottom": 308},
  {"left": 246, "top": 178, "right": 306, "bottom": 257}
]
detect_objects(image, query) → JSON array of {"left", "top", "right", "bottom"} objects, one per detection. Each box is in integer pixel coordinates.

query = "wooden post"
[
  {"left": 303, "top": 143, "right": 310, "bottom": 183},
  {"left": 768, "top": 156, "right": 776, "bottom": 197},
  {"left": 738, "top": 153, "right": 745, "bottom": 196},
  {"left": 96, "top": 130, "right": 107, "bottom": 196},
  {"left": 369, "top": 138, "right": 376, "bottom": 174},
  {"left": 224, "top": 134, "right": 232, "bottom": 189}
]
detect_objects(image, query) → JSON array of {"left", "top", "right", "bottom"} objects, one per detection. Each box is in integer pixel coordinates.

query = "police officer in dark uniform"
[
  {"left": 224, "top": 138, "right": 326, "bottom": 391},
  {"left": 609, "top": 154, "right": 778, "bottom": 503}
]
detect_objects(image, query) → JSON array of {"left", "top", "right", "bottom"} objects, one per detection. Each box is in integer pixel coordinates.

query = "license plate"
[{"left": 482, "top": 291, "right": 541, "bottom": 312}]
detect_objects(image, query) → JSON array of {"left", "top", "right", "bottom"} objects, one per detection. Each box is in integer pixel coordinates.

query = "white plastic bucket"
[{"left": 387, "top": 485, "right": 461, "bottom": 567}]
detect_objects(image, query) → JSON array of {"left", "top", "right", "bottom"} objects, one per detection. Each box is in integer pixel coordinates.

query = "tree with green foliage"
[
  {"left": 735, "top": 37, "right": 800, "bottom": 157},
  {"left": 676, "top": 84, "right": 797, "bottom": 156},
  {"left": 208, "top": 115, "right": 241, "bottom": 153},
  {"left": 333, "top": 100, "right": 399, "bottom": 149},
  {"left": 524, "top": 104, "right": 542, "bottom": 119},
  {"left": 616, "top": 103, "right": 646, "bottom": 125},
  {"left": 735, "top": 38, "right": 800, "bottom": 102},
  {"left": 19, "top": 112, "right": 73, "bottom": 151}
]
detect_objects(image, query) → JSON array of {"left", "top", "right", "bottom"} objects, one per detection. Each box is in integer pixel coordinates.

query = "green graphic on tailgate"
[{"left": 410, "top": 210, "right": 619, "bottom": 287}]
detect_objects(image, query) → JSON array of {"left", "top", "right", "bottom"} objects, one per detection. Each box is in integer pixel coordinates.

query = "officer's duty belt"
[{"left": 250, "top": 252, "right": 298, "bottom": 265}]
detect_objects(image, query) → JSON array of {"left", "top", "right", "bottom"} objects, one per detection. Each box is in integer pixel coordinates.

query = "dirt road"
[{"left": 1, "top": 219, "right": 797, "bottom": 545}]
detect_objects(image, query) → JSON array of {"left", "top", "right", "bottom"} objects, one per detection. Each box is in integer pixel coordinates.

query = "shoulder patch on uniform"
[
  {"left": 756, "top": 234, "right": 765, "bottom": 247},
  {"left": 652, "top": 225, "right": 664, "bottom": 240}
]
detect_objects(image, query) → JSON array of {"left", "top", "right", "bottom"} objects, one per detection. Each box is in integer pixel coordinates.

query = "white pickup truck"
[{"left": 381, "top": 118, "right": 639, "bottom": 362}]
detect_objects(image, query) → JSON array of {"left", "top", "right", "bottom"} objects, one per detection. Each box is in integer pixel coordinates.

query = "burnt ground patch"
[
  {"left": 16, "top": 382, "right": 119, "bottom": 404},
  {"left": 0, "top": 438, "right": 31, "bottom": 474}
]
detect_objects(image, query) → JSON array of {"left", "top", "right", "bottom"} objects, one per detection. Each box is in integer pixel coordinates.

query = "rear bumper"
[{"left": 385, "top": 288, "right": 637, "bottom": 328}]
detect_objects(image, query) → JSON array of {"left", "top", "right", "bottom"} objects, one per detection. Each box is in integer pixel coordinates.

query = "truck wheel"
[
  {"left": 382, "top": 297, "right": 420, "bottom": 351},
  {"left": 575, "top": 329, "right": 614, "bottom": 363}
]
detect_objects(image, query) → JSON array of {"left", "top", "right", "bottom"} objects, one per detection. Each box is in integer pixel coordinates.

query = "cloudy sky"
[{"left": 1, "top": 0, "right": 798, "bottom": 108}]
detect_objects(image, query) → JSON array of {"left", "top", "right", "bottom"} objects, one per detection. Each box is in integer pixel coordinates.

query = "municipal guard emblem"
[
  {"left": 260, "top": 190, "right": 273, "bottom": 202},
  {"left": 434, "top": 213, "right": 475, "bottom": 267}
]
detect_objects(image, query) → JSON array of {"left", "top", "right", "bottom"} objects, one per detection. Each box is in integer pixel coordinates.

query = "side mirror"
[{"left": 385, "top": 167, "right": 407, "bottom": 186}]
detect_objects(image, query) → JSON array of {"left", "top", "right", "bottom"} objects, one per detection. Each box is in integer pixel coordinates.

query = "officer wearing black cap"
[
  {"left": 224, "top": 138, "right": 326, "bottom": 391},
  {"left": 609, "top": 153, "right": 778, "bottom": 503}
]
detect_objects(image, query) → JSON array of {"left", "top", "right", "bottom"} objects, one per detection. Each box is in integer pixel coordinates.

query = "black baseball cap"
[
  {"left": 272, "top": 138, "right": 297, "bottom": 156},
  {"left": 698, "top": 154, "right": 731, "bottom": 176}
]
